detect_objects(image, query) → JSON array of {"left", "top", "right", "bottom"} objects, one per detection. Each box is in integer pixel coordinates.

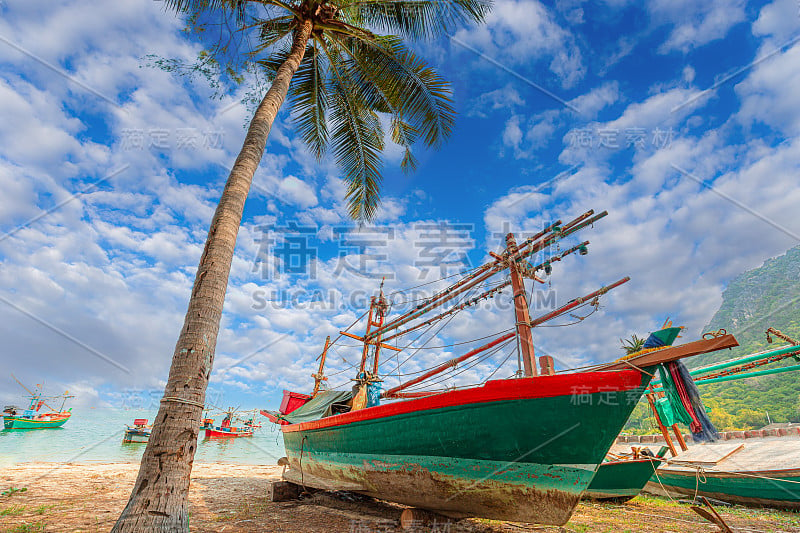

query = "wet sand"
[{"left": 1, "top": 462, "right": 798, "bottom": 532}]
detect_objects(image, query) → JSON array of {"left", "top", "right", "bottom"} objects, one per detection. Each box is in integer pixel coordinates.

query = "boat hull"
[
  {"left": 122, "top": 430, "right": 151, "bottom": 443},
  {"left": 584, "top": 458, "right": 659, "bottom": 501},
  {"left": 204, "top": 427, "right": 254, "bottom": 438},
  {"left": 282, "top": 370, "right": 650, "bottom": 525},
  {"left": 647, "top": 467, "right": 800, "bottom": 510},
  {"left": 3, "top": 413, "right": 70, "bottom": 429}
]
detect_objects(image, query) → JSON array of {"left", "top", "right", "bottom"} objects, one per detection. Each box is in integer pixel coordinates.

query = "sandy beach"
[{"left": 2, "top": 462, "right": 799, "bottom": 532}]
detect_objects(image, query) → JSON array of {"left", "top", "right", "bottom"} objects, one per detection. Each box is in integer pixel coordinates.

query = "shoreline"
[{"left": 2, "top": 462, "right": 798, "bottom": 532}]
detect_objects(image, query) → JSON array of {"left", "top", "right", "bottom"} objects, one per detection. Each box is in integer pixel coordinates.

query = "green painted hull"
[
  {"left": 649, "top": 467, "right": 800, "bottom": 510},
  {"left": 282, "top": 372, "right": 650, "bottom": 525},
  {"left": 584, "top": 458, "right": 659, "bottom": 500},
  {"left": 3, "top": 415, "right": 70, "bottom": 429}
]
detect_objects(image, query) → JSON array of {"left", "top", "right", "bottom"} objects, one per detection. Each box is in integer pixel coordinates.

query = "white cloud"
[
  {"left": 650, "top": 0, "right": 747, "bottom": 53},
  {"left": 453, "top": 0, "right": 585, "bottom": 88},
  {"left": 735, "top": 41, "right": 800, "bottom": 136},
  {"left": 752, "top": 0, "right": 800, "bottom": 43},
  {"left": 276, "top": 176, "right": 318, "bottom": 209}
]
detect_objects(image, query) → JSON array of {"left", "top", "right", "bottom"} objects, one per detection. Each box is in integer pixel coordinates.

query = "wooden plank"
[
  {"left": 666, "top": 443, "right": 745, "bottom": 467},
  {"left": 599, "top": 335, "right": 739, "bottom": 371},
  {"left": 266, "top": 480, "right": 303, "bottom": 502}
]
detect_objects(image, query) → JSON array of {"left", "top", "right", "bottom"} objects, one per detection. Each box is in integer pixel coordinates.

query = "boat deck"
[{"left": 613, "top": 436, "right": 800, "bottom": 473}]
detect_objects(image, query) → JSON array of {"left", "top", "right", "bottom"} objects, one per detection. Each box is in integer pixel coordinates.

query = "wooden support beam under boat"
[{"left": 598, "top": 334, "right": 739, "bottom": 371}]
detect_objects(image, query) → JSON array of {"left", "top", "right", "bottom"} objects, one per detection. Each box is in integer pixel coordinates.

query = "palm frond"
[
  {"left": 391, "top": 119, "right": 419, "bottom": 173},
  {"left": 337, "top": 35, "right": 454, "bottom": 148},
  {"left": 323, "top": 42, "right": 384, "bottom": 221},
  {"left": 338, "top": 0, "right": 492, "bottom": 41},
  {"left": 250, "top": 16, "right": 297, "bottom": 55},
  {"left": 327, "top": 34, "right": 421, "bottom": 174},
  {"left": 289, "top": 39, "right": 330, "bottom": 159},
  {"left": 163, "top": 0, "right": 248, "bottom": 21}
]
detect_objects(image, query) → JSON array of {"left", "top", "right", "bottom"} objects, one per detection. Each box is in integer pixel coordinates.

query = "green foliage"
[
  {"left": 620, "top": 334, "right": 646, "bottom": 354},
  {"left": 5, "top": 523, "right": 46, "bottom": 533},
  {"left": 625, "top": 245, "right": 800, "bottom": 433},
  {"left": 156, "top": 0, "right": 491, "bottom": 221},
  {"left": 0, "top": 487, "right": 27, "bottom": 498}
]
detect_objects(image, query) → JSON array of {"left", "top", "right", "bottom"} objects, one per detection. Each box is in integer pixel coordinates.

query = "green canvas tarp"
[{"left": 280, "top": 390, "right": 353, "bottom": 424}]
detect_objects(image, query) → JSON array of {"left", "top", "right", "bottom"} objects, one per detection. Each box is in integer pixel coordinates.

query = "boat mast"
[
  {"left": 311, "top": 336, "right": 330, "bottom": 397},
  {"left": 505, "top": 232, "right": 538, "bottom": 377}
]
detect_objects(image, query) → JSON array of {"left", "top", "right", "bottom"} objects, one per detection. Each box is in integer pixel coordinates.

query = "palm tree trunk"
[{"left": 112, "top": 19, "right": 313, "bottom": 533}]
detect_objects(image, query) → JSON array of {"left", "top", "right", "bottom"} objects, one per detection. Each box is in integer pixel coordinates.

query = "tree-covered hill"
[{"left": 624, "top": 245, "right": 800, "bottom": 433}]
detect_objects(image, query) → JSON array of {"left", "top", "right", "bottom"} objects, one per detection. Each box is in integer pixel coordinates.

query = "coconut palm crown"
[{"left": 169, "top": 0, "right": 491, "bottom": 220}]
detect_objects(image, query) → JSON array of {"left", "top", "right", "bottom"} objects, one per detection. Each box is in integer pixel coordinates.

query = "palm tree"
[
  {"left": 112, "top": 0, "right": 489, "bottom": 530},
  {"left": 620, "top": 333, "right": 646, "bottom": 355}
]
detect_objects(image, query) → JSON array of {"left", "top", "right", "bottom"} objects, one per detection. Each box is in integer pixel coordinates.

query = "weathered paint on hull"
[
  {"left": 282, "top": 371, "right": 650, "bottom": 525},
  {"left": 289, "top": 450, "right": 594, "bottom": 523},
  {"left": 3, "top": 415, "right": 70, "bottom": 429},
  {"left": 584, "top": 458, "right": 658, "bottom": 500},
  {"left": 648, "top": 468, "right": 800, "bottom": 510}
]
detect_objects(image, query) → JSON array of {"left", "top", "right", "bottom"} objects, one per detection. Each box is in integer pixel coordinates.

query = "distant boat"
[
  {"left": 2, "top": 376, "right": 74, "bottom": 430},
  {"left": 122, "top": 419, "right": 151, "bottom": 443},
  {"left": 203, "top": 409, "right": 256, "bottom": 438}
]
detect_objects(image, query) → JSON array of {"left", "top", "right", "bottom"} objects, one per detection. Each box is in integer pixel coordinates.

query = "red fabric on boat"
[{"left": 668, "top": 362, "right": 701, "bottom": 433}]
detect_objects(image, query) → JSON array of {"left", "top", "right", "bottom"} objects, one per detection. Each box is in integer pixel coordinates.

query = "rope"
[
  {"left": 384, "top": 264, "right": 486, "bottom": 297},
  {"left": 299, "top": 436, "right": 308, "bottom": 492},
  {"left": 161, "top": 396, "right": 206, "bottom": 409},
  {"left": 335, "top": 327, "right": 516, "bottom": 350},
  {"left": 617, "top": 358, "right": 656, "bottom": 378}
]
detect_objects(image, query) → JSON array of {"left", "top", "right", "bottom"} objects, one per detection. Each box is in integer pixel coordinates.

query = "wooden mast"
[
  {"left": 371, "top": 287, "right": 389, "bottom": 374},
  {"left": 506, "top": 232, "right": 538, "bottom": 377},
  {"left": 311, "top": 336, "right": 330, "bottom": 397}
]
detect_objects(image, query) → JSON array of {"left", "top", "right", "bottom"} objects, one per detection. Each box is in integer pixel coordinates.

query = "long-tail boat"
[
  {"left": 122, "top": 418, "right": 152, "bottom": 443},
  {"left": 267, "top": 209, "right": 739, "bottom": 525},
  {"left": 2, "top": 376, "right": 74, "bottom": 430},
  {"left": 203, "top": 408, "right": 256, "bottom": 438}
]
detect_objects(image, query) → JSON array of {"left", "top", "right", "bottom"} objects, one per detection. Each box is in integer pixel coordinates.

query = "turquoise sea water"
[{"left": 0, "top": 408, "right": 285, "bottom": 467}]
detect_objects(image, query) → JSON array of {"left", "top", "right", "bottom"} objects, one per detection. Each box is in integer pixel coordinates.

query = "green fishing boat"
[
  {"left": 584, "top": 455, "right": 662, "bottom": 501},
  {"left": 3, "top": 376, "right": 74, "bottom": 430},
  {"left": 652, "top": 466, "right": 800, "bottom": 509},
  {"left": 268, "top": 210, "right": 740, "bottom": 525}
]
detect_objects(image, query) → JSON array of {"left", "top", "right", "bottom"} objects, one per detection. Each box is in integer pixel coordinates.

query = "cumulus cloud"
[{"left": 453, "top": 0, "right": 585, "bottom": 88}]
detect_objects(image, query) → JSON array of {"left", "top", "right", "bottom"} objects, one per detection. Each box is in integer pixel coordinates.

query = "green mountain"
[{"left": 624, "top": 245, "right": 800, "bottom": 433}]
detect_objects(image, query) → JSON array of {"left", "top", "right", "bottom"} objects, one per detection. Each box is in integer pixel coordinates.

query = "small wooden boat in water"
[
  {"left": 203, "top": 409, "right": 256, "bottom": 438},
  {"left": 2, "top": 377, "right": 74, "bottom": 430},
  {"left": 122, "top": 419, "right": 151, "bottom": 443}
]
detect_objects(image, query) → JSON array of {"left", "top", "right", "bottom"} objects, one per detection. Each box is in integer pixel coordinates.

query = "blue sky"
[{"left": 1, "top": 0, "right": 799, "bottom": 411}]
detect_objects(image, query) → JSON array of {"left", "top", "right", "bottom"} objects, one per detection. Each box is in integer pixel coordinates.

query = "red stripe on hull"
[
  {"left": 204, "top": 428, "right": 253, "bottom": 438},
  {"left": 283, "top": 369, "right": 642, "bottom": 433}
]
